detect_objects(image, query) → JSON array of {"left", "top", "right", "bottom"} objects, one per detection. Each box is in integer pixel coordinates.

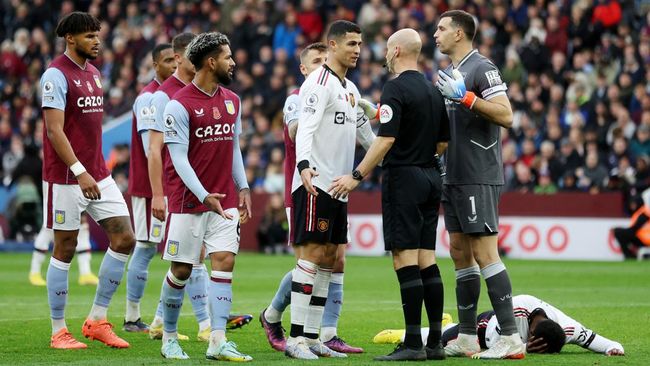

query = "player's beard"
[
  {"left": 77, "top": 46, "right": 98, "bottom": 60},
  {"left": 216, "top": 67, "right": 233, "bottom": 85}
]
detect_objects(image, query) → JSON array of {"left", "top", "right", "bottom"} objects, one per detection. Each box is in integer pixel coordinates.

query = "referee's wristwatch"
[{"left": 352, "top": 169, "right": 364, "bottom": 181}]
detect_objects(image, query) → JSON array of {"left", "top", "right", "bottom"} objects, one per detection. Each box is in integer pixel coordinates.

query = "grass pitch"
[{"left": 0, "top": 252, "right": 648, "bottom": 365}]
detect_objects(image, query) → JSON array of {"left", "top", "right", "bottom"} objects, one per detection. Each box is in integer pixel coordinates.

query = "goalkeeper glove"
[{"left": 436, "top": 69, "right": 477, "bottom": 109}]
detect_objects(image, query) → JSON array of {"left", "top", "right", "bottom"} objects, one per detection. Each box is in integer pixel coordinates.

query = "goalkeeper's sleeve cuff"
[{"left": 461, "top": 91, "right": 477, "bottom": 109}]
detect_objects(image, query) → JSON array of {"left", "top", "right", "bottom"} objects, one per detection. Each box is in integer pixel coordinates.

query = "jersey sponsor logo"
[
  {"left": 317, "top": 218, "right": 329, "bottom": 232},
  {"left": 73, "top": 79, "right": 82, "bottom": 87},
  {"left": 349, "top": 93, "right": 355, "bottom": 107},
  {"left": 86, "top": 80, "right": 94, "bottom": 93},
  {"left": 166, "top": 240, "right": 179, "bottom": 256},
  {"left": 93, "top": 75, "right": 102, "bottom": 89},
  {"left": 164, "top": 114, "right": 175, "bottom": 128},
  {"left": 485, "top": 70, "right": 503, "bottom": 87},
  {"left": 225, "top": 100, "right": 236, "bottom": 115},
  {"left": 213, "top": 106, "right": 221, "bottom": 120},
  {"left": 195, "top": 123, "right": 236, "bottom": 138},
  {"left": 306, "top": 93, "right": 318, "bottom": 107},
  {"left": 194, "top": 108, "right": 205, "bottom": 117},
  {"left": 55, "top": 210, "right": 65, "bottom": 224},
  {"left": 76, "top": 96, "right": 103, "bottom": 108},
  {"left": 334, "top": 111, "right": 345, "bottom": 124},
  {"left": 379, "top": 104, "right": 393, "bottom": 124}
]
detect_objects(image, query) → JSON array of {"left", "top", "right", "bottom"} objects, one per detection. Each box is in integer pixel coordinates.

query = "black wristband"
[{"left": 297, "top": 160, "right": 310, "bottom": 173}]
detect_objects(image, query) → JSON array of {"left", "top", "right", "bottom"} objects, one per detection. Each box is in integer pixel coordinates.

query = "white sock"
[
  {"left": 265, "top": 306, "right": 282, "bottom": 323},
  {"left": 125, "top": 300, "right": 140, "bottom": 322},
  {"left": 51, "top": 318, "right": 67, "bottom": 335},
  {"left": 320, "top": 327, "right": 337, "bottom": 343},
  {"left": 88, "top": 304, "right": 108, "bottom": 320},
  {"left": 199, "top": 319, "right": 211, "bottom": 332},
  {"left": 162, "top": 331, "right": 177, "bottom": 344},
  {"left": 210, "top": 329, "right": 226, "bottom": 348},
  {"left": 30, "top": 251, "right": 47, "bottom": 274},
  {"left": 152, "top": 315, "right": 163, "bottom": 327},
  {"left": 76, "top": 251, "right": 92, "bottom": 276}
]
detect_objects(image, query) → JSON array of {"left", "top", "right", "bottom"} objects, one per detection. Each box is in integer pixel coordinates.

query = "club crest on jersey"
[
  {"left": 93, "top": 75, "right": 102, "bottom": 89},
  {"left": 349, "top": 93, "right": 355, "bottom": 107},
  {"left": 167, "top": 240, "right": 179, "bottom": 256},
  {"left": 213, "top": 107, "right": 221, "bottom": 120},
  {"left": 73, "top": 79, "right": 82, "bottom": 87},
  {"left": 317, "top": 218, "right": 329, "bottom": 232},
  {"left": 86, "top": 81, "right": 94, "bottom": 93},
  {"left": 225, "top": 100, "right": 235, "bottom": 115},
  {"left": 152, "top": 224, "right": 162, "bottom": 238},
  {"left": 55, "top": 210, "right": 65, "bottom": 224}
]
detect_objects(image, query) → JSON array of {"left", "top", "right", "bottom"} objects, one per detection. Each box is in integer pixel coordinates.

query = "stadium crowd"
[{"left": 1, "top": 0, "right": 650, "bottom": 240}]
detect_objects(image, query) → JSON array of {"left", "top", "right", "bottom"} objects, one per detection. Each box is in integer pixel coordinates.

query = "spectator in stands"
[{"left": 576, "top": 152, "right": 609, "bottom": 190}]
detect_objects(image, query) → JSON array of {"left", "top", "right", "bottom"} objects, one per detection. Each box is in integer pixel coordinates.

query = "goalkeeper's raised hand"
[{"left": 436, "top": 69, "right": 477, "bottom": 109}]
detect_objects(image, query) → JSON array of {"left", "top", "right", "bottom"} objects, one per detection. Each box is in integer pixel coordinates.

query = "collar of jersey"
[
  {"left": 63, "top": 52, "right": 88, "bottom": 71},
  {"left": 323, "top": 64, "right": 346, "bottom": 88},
  {"left": 456, "top": 49, "right": 478, "bottom": 69}
]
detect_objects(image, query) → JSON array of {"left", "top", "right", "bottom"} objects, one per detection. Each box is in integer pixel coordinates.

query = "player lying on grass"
[{"left": 373, "top": 294, "right": 624, "bottom": 356}]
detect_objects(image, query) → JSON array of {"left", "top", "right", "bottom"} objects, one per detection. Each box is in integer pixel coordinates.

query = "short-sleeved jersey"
[
  {"left": 128, "top": 79, "right": 160, "bottom": 197},
  {"left": 292, "top": 65, "right": 364, "bottom": 202},
  {"left": 163, "top": 83, "right": 241, "bottom": 214},
  {"left": 443, "top": 50, "right": 507, "bottom": 185},
  {"left": 40, "top": 54, "right": 109, "bottom": 184},
  {"left": 150, "top": 74, "right": 187, "bottom": 196},
  {"left": 378, "top": 70, "right": 450, "bottom": 167},
  {"left": 484, "top": 295, "right": 595, "bottom": 348},
  {"left": 283, "top": 89, "right": 300, "bottom": 208}
]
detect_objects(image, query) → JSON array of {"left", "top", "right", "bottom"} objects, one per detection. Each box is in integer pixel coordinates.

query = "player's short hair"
[
  {"left": 152, "top": 43, "right": 172, "bottom": 63},
  {"left": 172, "top": 32, "right": 196, "bottom": 54},
  {"left": 326, "top": 20, "right": 361, "bottom": 41},
  {"left": 55, "top": 12, "right": 101, "bottom": 37},
  {"left": 299, "top": 42, "right": 327, "bottom": 63},
  {"left": 440, "top": 10, "right": 477, "bottom": 41},
  {"left": 185, "top": 32, "right": 231, "bottom": 69},
  {"left": 532, "top": 319, "right": 565, "bottom": 353}
]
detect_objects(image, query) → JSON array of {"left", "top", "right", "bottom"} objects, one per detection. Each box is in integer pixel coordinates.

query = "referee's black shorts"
[
  {"left": 292, "top": 186, "right": 348, "bottom": 245},
  {"left": 381, "top": 165, "right": 442, "bottom": 251}
]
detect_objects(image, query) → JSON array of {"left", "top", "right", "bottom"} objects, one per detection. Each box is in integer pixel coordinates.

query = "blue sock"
[
  {"left": 155, "top": 296, "right": 163, "bottom": 320},
  {"left": 47, "top": 257, "right": 70, "bottom": 323},
  {"left": 187, "top": 264, "right": 209, "bottom": 324},
  {"left": 209, "top": 271, "right": 233, "bottom": 331},
  {"left": 126, "top": 243, "right": 157, "bottom": 303},
  {"left": 162, "top": 270, "right": 187, "bottom": 333},
  {"left": 271, "top": 270, "right": 293, "bottom": 313},
  {"left": 93, "top": 248, "right": 128, "bottom": 307},
  {"left": 322, "top": 272, "right": 344, "bottom": 329}
]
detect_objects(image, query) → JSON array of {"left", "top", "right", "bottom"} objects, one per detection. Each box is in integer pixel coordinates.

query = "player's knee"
[
  {"left": 112, "top": 232, "right": 136, "bottom": 253},
  {"left": 333, "top": 253, "right": 345, "bottom": 272},
  {"left": 210, "top": 251, "right": 235, "bottom": 272},
  {"left": 171, "top": 262, "right": 192, "bottom": 280}
]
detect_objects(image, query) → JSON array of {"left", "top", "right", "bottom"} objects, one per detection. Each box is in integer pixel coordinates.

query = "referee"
[
  {"left": 329, "top": 28, "right": 450, "bottom": 361},
  {"left": 434, "top": 10, "right": 525, "bottom": 360}
]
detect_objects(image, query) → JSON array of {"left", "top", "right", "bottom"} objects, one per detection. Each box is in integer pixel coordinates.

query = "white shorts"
[
  {"left": 43, "top": 177, "right": 130, "bottom": 231},
  {"left": 162, "top": 208, "right": 240, "bottom": 265},
  {"left": 131, "top": 196, "right": 167, "bottom": 244},
  {"left": 286, "top": 207, "right": 292, "bottom": 246}
]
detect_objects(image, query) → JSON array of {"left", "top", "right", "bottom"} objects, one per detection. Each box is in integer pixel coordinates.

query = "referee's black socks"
[
  {"left": 396, "top": 265, "right": 423, "bottom": 349},
  {"left": 420, "top": 264, "right": 443, "bottom": 347}
]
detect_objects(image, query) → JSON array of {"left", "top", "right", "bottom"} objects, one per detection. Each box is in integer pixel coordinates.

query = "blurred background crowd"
[{"left": 1, "top": 0, "right": 649, "bottom": 242}]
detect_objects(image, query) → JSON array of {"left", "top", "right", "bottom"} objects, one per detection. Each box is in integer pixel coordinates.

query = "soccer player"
[
  {"left": 284, "top": 20, "right": 368, "bottom": 360},
  {"left": 29, "top": 216, "right": 98, "bottom": 286},
  {"left": 329, "top": 28, "right": 450, "bottom": 361},
  {"left": 146, "top": 32, "right": 211, "bottom": 342},
  {"left": 374, "top": 294, "right": 625, "bottom": 356},
  {"left": 260, "top": 42, "right": 371, "bottom": 354},
  {"left": 40, "top": 12, "right": 135, "bottom": 349},
  {"left": 123, "top": 43, "right": 176, "bottom": 333},
  {"left": 434, "top": 10, "right": 525, "bottom": 359},
  {"left": 159, "top": 32, "right": 252, "bottom": 361}
]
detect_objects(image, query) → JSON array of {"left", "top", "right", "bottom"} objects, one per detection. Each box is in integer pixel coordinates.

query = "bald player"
[{"left": 330, "top": 28, "right": 450, "bottom": 361}]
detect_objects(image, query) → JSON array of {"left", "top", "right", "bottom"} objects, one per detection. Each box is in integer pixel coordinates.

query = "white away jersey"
[{"left": 292, "top": 64, "right": 364, "bottom": 202}]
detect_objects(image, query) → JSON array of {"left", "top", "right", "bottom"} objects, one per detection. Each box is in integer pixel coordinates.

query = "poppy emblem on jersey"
[
  {"left": 349, "top": 93, "right": 355, "bottom": 107},
  {"left": 55, "top": 210, "right": 65, "bottom": 224},
  {"left": 93, "top": 75, "right": 102, "bottom": 89},
  {"left": 317, "top": 218, "right": 329, "bottom": 232},
  {"left": 73, "top": 79, "right": 82, "bottom": 87},
  {"left": 86, "top": 81, "right": 94, "bottom": 93},
  {"left": 225, "top": 100, "right": 236, "bottom": 115},
  {"left": 379, "top": 105, "right": 393, "bottom": 124},
  {"left": 167, "top": 240, "right": 179, "bottom": 256},
  {"left": 213, "top": 107, "right": 222, "bottom": 120},
  {"left": 152, "top": 224, "right": 162, "bottom": 238}
]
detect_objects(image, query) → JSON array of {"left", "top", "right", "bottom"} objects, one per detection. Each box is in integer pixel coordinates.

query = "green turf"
[{"left": 0, "top": 252, "right": 648, "bottom": 365}]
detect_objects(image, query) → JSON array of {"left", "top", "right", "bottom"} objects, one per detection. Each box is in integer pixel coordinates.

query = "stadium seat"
[{"left": 637, "top": 247, "right": 650, "bottom": 261}]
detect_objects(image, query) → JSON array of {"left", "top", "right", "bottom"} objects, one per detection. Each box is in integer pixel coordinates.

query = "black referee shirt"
[{"left": 377, "top": 70, "right": 450, "bottom": 167}]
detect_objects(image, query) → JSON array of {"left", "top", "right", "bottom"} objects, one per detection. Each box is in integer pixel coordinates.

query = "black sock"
[
  {"left": 421, "top": 264, "right": 444, "bottom": 347},
  {"left": 482, "top": 262, "right": 517, "bottom": 336},
  {"left": 455, "top": 266, "right": 481, "bottom": 335},
  {"left": 396, "top": 265, "right": 423, "bottom": 349}
]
